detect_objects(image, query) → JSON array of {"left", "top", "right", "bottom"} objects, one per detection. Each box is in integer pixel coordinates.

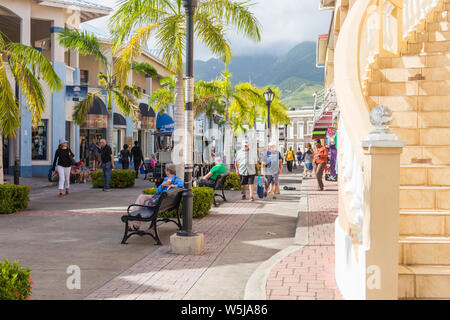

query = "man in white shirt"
[{"left": 234, "top": 140, "right": 260, "bottom": 201}]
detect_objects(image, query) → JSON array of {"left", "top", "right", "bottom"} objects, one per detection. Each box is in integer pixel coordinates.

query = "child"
[{"left": 80, "top": 159, "right": 90, "bottom": 183}]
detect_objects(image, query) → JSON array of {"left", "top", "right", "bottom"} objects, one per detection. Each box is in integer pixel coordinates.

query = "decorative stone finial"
[{"left": 365, "top": 105, "right": 398, "bottom": 142}]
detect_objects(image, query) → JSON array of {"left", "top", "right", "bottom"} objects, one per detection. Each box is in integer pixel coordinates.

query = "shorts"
[
  {"left": 239, "top": 174, "right": 255, "bottom": 186},
  {"left": 265, "top": 174, "right": 279, "bottom": 186},
  {"left": 305, "top": 163, "right": 313, "bottom": 171}
]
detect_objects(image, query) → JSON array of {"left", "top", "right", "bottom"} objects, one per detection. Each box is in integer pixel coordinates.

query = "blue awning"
[{"left": 156, "top": 113, "right": 174, "bottom": 133}]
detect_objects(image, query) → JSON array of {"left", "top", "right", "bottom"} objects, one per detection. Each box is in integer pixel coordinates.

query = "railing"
[{"left": 359, "top": 0, "right": 443, "bottom": 92}]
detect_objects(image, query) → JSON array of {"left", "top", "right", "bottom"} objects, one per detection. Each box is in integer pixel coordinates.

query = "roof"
[
  {"left": 80, "top": 23, "right": 111, "bottom": 41},
  {"left": 38, "top": 0, "right": 112, "bottom": 22}
]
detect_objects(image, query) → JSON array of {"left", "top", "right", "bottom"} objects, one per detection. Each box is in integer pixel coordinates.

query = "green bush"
[
  {"left": 142, "top": 187, "right": 214, "bottom": 218},
  {"left": 224, "top": 172, "right": 241, "bottom": 191},
  {"left": 0, "top": 184, "right": 30, "bottom": 214},
  {"left": 0, "top": 259, "right": 33, "bottom": 300},
  {"left": 91, "top": 169, "right": 135, "bottom": 188}
]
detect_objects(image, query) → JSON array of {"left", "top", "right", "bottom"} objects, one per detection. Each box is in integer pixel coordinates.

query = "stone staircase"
[{"left": 367, "top": 1, "right": 450, "bottom": 299}]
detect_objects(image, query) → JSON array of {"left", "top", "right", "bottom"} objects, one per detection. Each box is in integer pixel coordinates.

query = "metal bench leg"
[
  {"left": 213, "top": 195, "right": 218, "bottom": 207},
  {"left": 121, "top": 219, "right": 130, "bottom": 244},
  {"left": 153, "top": 217, "right": 162, "bottom": 245},
  {"left": 222, "top": 188, "right": 227, "bottom": 202}
]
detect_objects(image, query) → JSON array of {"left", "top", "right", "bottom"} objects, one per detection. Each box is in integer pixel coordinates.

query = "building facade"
[
  {"left": 0, "top": 0, "right": 172, "bottom": 177},
  {"left": 278, "top": 108, "right": 315, "bottom": 156},
  {"left": 317, "top": 0, "right": 450, "bottom": 299}
]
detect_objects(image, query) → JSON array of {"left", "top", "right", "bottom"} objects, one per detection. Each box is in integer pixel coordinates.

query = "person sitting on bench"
[
  {"left": 129, "top": 163, "right": 184, "bottom": 231},
  {"left": 197, "top": 157, "right": 227, "bottom": 188}
]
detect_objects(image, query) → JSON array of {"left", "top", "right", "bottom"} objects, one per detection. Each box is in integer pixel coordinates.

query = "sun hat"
[{"left": 59, "top": 138, "right": 68, "bottom": 145}]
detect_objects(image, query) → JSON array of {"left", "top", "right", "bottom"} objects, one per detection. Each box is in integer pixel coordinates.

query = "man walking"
[
  {"left": 261, "top": 142, "right": 283, "bottom": 200},
  {"left": 131, "top": 141, "right": 144, "bottom": 178},
  {"left": 234, "top": 140, "right": 259, "bottom": 201},
  {"left": 99, "top": 139, "right": 115, "bottom": 191},
  {"left": 285, "top": 146, "right": 295, "bottom": 172},
  {"left": 314, "top": 139, "right": 328, "bottom": 191}
]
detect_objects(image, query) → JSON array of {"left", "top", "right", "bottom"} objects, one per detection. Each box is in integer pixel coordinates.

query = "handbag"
[
  {"left": 257, "top": 175, "right": 265, "bottom": 199},
  {"left": 48, "top": 169, "right": 59, "bottom": 183},
  {"left": 140, "top": 164, "right": 147, "bottom": 174}
]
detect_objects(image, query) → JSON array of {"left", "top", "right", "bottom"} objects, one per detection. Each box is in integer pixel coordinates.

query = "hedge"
[
  {"left": 142, "top": 187, "right": 214, "bottom": 218},
  {"left": 0, "top": 184, "right": 30, "bottom": 214},
  {"left": 224, "top": 172, "right": 241, "bottom": 191},
  {"left": 0, "top": 259, "right": 33, "bottom": 300},
  {"left": 91, "top": 169, "right": 135, "bottom": 188}
]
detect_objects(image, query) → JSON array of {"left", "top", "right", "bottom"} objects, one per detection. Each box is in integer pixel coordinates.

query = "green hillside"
[{"left": 194, "top": 41, "right": 324, "bottom": 108}]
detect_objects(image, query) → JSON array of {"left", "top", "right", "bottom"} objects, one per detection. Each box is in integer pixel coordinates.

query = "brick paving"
[
  {"left": 266, "top": 178, "right": 343, "bottom": 300},
  {"left": 85, "top": 200, "right": 259, "bottom": 300}
]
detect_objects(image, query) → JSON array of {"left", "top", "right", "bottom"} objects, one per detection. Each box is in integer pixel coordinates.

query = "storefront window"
[
  {"left": 32, "top": 120, "right": 48, "bottom": 160},
  {"left": 113, "top": 129, "right": 121, "bottom": 157}
]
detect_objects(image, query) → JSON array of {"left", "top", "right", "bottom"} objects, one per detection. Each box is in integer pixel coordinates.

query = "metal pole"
[
  {"left": 178, "top": 0, "right": 198, "bottom": 237},
  {"left": 267, "top": 101, "right": 271, "bottom": 145}
]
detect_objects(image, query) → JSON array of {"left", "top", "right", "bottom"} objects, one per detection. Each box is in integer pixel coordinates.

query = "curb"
[{"left": 244, "top": 177, "right": 310, "bottom": 300}]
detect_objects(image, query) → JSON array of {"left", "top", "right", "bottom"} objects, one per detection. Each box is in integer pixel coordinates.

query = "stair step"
[
  {"left": 369, "top": 81, "right": 450, "bottom": 96},
  {"left": 426, "top": 21, "right": 449, "bottom": 32},
  {"left": 401, "top": 145, "right": 450, "bottom": 165},
  {"left": 400, "top": 165, "right": 450, "bottom": 186},
  {"left": 399, "top": 210, "right": 450, "bottom": 236},
  {"left": 391, "top": 127, "right": 450, "bottom": 147},
  {"left": 373, "top": 67, "right": 450, "bottom": 82},
  {"left": 378, "top": 53, "right": 450, "bottom": 68},
  {"left": 399, "top": 186, "right": 450, "bottom": 210},
  {"left": 399, "top": 236, "right": 450, "bottom": 265},
  {"left": 410, "top": 30, "right": 450, "bottom": 43},
  {"left": 399, "top": 264, "right": 450, "bottom": 299}
]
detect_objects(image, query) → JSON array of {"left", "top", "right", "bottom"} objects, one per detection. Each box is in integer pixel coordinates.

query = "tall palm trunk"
[
  {"left": 106, "top": 91, "right": 114, "bottom": 153},
  {"left": 174, "top": 70, "right": 185, "bottom": 178},
  {"left": 0, "top": 134, "right": 3, "bottom": 185}
]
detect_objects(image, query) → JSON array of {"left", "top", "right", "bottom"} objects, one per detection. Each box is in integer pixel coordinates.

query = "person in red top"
[{"left": 314, "top": 139, "right": 329, "bottom": 191}]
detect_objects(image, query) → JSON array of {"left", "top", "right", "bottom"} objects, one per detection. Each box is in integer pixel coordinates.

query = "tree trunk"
[
  {"left": 106, "top": 91, "right": 114, "bottom": 153},
  {"left": 173, "top": 70, "right": 185, "bottom": 178},
  {"left": 0, "top": 134, "right": 4, "bottom": 185}
]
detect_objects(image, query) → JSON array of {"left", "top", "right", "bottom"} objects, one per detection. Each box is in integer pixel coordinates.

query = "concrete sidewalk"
[{"left": 0, "top": 170, "right": 304, "bottom": 300}]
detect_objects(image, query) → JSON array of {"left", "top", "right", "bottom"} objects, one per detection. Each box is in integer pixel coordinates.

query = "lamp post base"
[{"left": 170, "top": 232, "right": 204, "bottom": 255}]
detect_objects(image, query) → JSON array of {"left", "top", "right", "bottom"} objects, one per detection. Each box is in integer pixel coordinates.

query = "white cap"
[
  {"left": 215, "top": 157, "right": 222, "bottom": 163},
  {"left": 59, "top": 138, "right": 68, "bottom": 145},
  {"left": 242, "top": 140, "right": 249, "bottom": 147},
  {"left": 268, "top": 141, "right": 276, "bottom": 147}
]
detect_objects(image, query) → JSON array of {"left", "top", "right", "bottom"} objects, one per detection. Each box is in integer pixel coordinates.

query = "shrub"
[
  {"left": 0, "top": 259, "right": 33, "bottom": 300},
  {"left": 142, "top": 187, "right": 214, "bottom": 218},
  {"left": 224, "top": 172, "right": 241, "bottom": 191},
  {"left": 0, "top": 184, "right": 30, "bottom": 214},
  {"left": 91, "top": 169, "right": 135, "bottom": 188}
]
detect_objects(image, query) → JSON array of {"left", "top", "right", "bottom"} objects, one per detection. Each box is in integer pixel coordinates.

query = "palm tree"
[
  {"left": 110, "top": 0, "right": 261, "bottom": 176},
  {"left": 0, "top": 33, "right": 62, "bottom": 184},
  {"left": 58, "top": 29, "right": 148, "bottom": 153},
  {"left": 149, "top": 76, "right": 175, "bottom": 115}
]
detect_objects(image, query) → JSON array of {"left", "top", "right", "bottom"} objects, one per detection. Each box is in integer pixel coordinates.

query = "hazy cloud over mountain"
[{"left": 87, "top": 0, "right": 331, "bottom": 60}]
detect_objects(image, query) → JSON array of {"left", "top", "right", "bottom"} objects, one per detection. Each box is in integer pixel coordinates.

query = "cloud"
[{"left": 86, "top": 0, "right": 331, "bottom": 60}]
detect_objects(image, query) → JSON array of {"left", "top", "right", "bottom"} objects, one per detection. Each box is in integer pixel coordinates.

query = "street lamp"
[
  {"left": 264, "top": 87, "right": 275, "bottom": 144},
  {"left": 178, "top": 0, "right": 199, "bottom": 238}
]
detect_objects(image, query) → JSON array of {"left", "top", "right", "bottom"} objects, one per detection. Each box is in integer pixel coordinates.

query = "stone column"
[
  {"left": 50, "top": 21, "right": 67, "bottom": 163},
  {"left": 19, "top": 11, "right": 32, "bottom": 177},
  {"left": 360, "top": 106, "right": 405, "bottom": 300}
]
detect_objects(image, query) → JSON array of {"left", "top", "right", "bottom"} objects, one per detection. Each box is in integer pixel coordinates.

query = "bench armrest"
[{"left": 127, "top": 203, "right": 155, "bottom": 214}]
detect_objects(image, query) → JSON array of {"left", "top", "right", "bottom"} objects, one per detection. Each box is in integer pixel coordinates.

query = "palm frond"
[
  {"left": 160, "top": 76, "right": 175, "bottom": 90},
  {"left": 115, "top": 24, "right": 160, "bottom": 87},
  {"left": 195, "top": 12, "right": 232, "bottom": 65},
  {"left": 0, "top": 57, "right": 21, "bottom": 137},
  {"left": 198, "top": 0, "right": 262, "bottom": 42},
  {"left": 130, "top": 61, "right": 159, "bottom": 78},
  {"left": 112, "top": 88, "right": 139, "bottom": 119},
  {"left": 154, "top": 14, "right": 185, "bottom": 72},
  {"left": 149, "top": 87, "right": 174, "bottom": 114},
  {"left": 72, "top": 92, "right": 100, "bottom": 125},
  {"left": 57, "top": 28, "right": 107, "bottom": 67}
]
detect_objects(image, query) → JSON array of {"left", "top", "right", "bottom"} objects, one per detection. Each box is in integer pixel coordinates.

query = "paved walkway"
[{"left": 265, "top": 178, "right": 343, "bottom": 300}]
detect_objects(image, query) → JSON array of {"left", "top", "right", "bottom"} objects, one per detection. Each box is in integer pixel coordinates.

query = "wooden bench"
[
  {"left": 212, "top": 172, "right": 229, "bottom": 207},
  {"left": 120, "top": 188, "right": 183, "bottom": 245}
]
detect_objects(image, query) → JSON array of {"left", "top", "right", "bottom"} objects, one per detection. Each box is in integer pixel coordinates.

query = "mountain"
[{"left": 194, "top": 41, "right": 324, "bottom": 108}]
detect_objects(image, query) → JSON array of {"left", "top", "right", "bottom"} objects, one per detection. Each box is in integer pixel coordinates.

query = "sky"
[{"left": 87, "top": 0, "right": 332, "bottom": 61}]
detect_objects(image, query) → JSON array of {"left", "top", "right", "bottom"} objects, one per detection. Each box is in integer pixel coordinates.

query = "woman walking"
[
  {"left": 303, "top": 143, "right": 314, "bottom": 178},
  {"left": 120, "top": 144, "right": 132, "bottom": 169},
  {"left": 52, "top": 139, "right": 75, "bottom": 197}
]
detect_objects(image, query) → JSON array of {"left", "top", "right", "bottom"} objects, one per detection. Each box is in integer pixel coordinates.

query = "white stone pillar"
[{"left": 146, "top": 76, "right": 153, "bottom": 95}]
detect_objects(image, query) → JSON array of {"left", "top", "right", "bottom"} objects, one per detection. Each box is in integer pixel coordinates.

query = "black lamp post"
[
  {"left": 178, "top": 0, "right": 198, "bottom": 237},
  {"left": 264, "top": 88, "right": 275, "bottom": 144}
]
